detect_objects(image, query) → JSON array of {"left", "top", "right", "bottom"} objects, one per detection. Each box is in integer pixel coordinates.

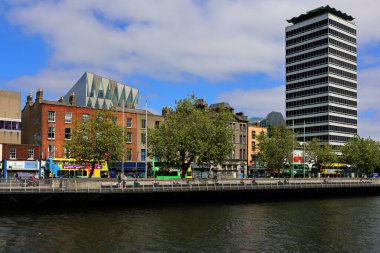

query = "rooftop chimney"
[
  {"left": 36, "top": 89, "right": 43, "bottom": 103},
  {"left": 26, "top": 93, "right": 33, "bottom": 106},
  {"left": 58, "top": 96, "right": 64, "bottom": 103},
  {"left": 69, "top": 92, "right": 76, "bottom": 105}
]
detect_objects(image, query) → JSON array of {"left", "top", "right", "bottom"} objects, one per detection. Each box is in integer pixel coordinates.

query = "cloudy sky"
[{"left": 1, "top": 0, "right": 379, "bottom": 139}]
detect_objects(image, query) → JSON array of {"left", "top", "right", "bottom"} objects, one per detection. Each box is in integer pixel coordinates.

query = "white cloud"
[
  {"left": 217, "top": 85, "right": 285, "bottom": 117},
  {"left": 359, "top": 111, "right": 380, "bottom": 140},
  {"left": 2, "top": 0, "right": 380, "bottom": 139},
  {"left": 6, "top": 69, "right": 83, "bottom": 100},
  {"left": 358, "top": 66, "right": 380, "bottom": 112},
  {"left": 4, "top": 0, "right": 380, "bottom": 80},
  {"left": 2, "top": 0, "right": 294, "bottom": 80}
]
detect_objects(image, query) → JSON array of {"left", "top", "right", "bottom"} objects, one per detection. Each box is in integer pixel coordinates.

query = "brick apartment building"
[
  {"left": 209, "top": 102, "right": 249, "bottom": 178},
  {"left": 21, "top": 89, "right": 139, "bottom": 161}
]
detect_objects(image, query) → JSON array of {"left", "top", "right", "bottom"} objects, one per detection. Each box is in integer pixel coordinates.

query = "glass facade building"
[
  {"left": 285, "top": 6, "right": 357, "bottom": 147},
  {"left": 64, "top": 72, "right": 139, "bottom": 109}
]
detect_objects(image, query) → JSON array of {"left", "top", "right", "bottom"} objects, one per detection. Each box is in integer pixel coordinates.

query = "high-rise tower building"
[{"left": 285, "top": 6, "right": 357, "bottom": 147}]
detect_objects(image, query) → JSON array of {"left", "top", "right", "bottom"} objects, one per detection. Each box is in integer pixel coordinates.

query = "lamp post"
[
  {"left": 145, "top": 100, "right": 148, "bottom": 178},
  {"left": 303, "top": 120, "right": 306, "bottom": 178},
  {"left": 122, "top": 99, "right": 125, "bottom": 180},
  {"left": 292, "top": 120, "right": 294, "bottom": 178}
]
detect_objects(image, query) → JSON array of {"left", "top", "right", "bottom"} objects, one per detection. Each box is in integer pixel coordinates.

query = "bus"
[
  {"left": 45, "top": 158, "right": 108, "bottom": 178},
  {"left": 109, "top": 162, "right": 146, "bottom": 178},
  {"left": 149, "top": 161, "right": 192, "bottom": 179},
  {"left": 312, "top": 163, "right": 350, "bottom": 177},
  {"left": 282, "top": 163, "right": 311, "bottom": 177}
]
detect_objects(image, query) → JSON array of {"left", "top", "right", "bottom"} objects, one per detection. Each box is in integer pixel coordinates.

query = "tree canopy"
[
  {"left": 148, "top": 96, "right": 234, "bottom": 177},
  {"left": 341, "top": 135, "right": 380, "bottom": 176},
  {"left": 257, "top": 125, "right": 297, "bottom": 175},
  {"left": 305, "top": 138, "right": 337, "bottom": 165},
  {"left": 65, "top": 109, "right": 125, "bottom": 177}
]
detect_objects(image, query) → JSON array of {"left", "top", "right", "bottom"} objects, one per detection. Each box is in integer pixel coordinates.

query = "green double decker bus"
[
  {"left": 150, "top": 161, "right": 181, "bottom": 179},
  {"left": 282, "top": 163, "right": 311, "bottom": 177},
  {"left": 149, "top": 161, "right": 192, "bottom": 179}
]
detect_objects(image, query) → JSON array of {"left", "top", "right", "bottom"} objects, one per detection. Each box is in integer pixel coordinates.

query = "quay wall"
[{"left": 1, "top": 181, "right": 379, "bottom": 209}]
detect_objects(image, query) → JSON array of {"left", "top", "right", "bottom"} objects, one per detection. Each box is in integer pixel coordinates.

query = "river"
[{"left": 0, "top": 196, "right": 379, "bottom": 252}]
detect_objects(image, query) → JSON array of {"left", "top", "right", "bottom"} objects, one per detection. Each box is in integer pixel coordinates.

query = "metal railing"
[{"left": 0, "top": 178, "right": 378, "bottom": 194}]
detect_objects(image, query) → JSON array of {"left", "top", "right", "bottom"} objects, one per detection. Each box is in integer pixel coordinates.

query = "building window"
[
  {"left": 141, "top": 133, "right": 146, "bottom": 144},
  {"left": 141, "top": 149, "right": 146, "bottom": 161},
  {"left": 112, "top": 116, "right": 117, "bottom": 124},
  {"left": 48, "top": 111, "right": 56, "bottom": 122},
  {"left": 126, "top": 149, "right": 132, "bottom": 161},
  {"left": 243, "top": 149, "right": 246, "bottom": 160},
  {"left": 251, "top": 131, "right": 256, "bottom": 139},
  {"left": 142, "top": 119, "right": 146, "bottom": 129},
  {"left": 64, "top": 112, "right": 72, "bottom": 123},
  {"left": 155, "top": 121, "right": 160, "bottom": 129},
  {"left": 239, "top": 149, "right": 243, "bottom": 160},
  {"left": 48, "top": 126, "right": 55, "bottom": 140},
  {"left": 126, "top": 132, "right": 132, "bottom": 143},
  {"left": 0, "top": 121, "right": 21, "bottom": 130},
  {"left": 27, "top": 148, "right": 34, "bottom": 160},
  {"left": 127, "top": 118, "right": 132, "bottom": 128},
  {"left": 4, "top": 121, "right": 11, "bottom": 130},
  {"left": 12, "top": 122, "right": 21, "bottom": 130},
  {"left": 240, "top": 123, "right": 246, "bottom": 131},
  {"left": 251, "top": 141, "right": 256, "bottom": 150},
  {"left": 9, "top": 148, "right": 16, "bottom": 159},
  {"left": 230, "top": 150, "right": 235, "bottom": 159},
  {"left": 65, "top": 128, "right": 72, "bottom": 140},
  {"left": 82, "top": 114, "right": 89, "bottom": 121},
  {"left": 48, "top": 145, "right": 55, "bottom": 158}
]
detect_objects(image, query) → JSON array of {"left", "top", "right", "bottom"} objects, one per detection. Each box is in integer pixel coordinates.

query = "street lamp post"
[
  {"left": 292, "top": 120, "right": 294, "bottom": 178},
  {"left": 145, "top": 100, "right": 148, "bottom": 178},
  {"left": 122, "top": 99, "right": 125, "bottom": 180},
  {"left": 303, "top": 120, "right": 306, "bottom": 178}
]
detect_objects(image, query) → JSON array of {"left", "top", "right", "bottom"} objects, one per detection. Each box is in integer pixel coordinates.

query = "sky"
[{"left": 0, "top": 0, "right": 379, "bottom": 140}]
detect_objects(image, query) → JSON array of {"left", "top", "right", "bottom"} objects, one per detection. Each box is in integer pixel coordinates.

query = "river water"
[{"left": 0, "top": 196, "right": 379, "bottom": 253}]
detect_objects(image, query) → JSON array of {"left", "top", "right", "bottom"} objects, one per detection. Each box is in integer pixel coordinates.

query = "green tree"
[
  {"left": 257, "top": 125, "right": 297, "bottom": 176},
  {"left": 148, "top": 96, "right": 234, "bottom": 177},
  {"left": 305, "top": 138, "right": 337, "bottom": 165},
  {"left": 65, "top": 109, "right": 126, "bottom": 177},
  {"left": 341, "top": 136, "right": 380, "bottom": 176}
]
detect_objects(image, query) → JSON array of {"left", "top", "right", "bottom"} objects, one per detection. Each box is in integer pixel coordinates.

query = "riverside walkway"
[
  {"left": 0, "top": 177, "right": 379, "bottom": 194},
  {"left": 1, "top": 178, "right": 379, "bottom": 208}
]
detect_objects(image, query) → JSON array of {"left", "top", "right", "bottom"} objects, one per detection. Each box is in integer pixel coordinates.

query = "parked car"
[{"left": 369, "top": 173, "right": 380, "bottom": 178}]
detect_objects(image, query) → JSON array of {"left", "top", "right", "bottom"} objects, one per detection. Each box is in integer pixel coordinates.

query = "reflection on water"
[{"left": 0, "top": 197, "right": 380, "bottom": 252}]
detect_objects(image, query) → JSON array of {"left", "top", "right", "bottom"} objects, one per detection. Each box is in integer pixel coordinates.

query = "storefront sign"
[{"left": 7, "top": 161, "right": 38, "bottom": 170}]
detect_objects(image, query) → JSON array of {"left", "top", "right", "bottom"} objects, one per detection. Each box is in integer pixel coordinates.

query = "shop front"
[{"left": 3, "top": 160, "right": 41, "bottom": 179}]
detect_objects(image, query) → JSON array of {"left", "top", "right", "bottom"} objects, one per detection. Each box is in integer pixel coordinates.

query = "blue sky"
[{"left": 1, "top": 0, "right": 379, "bottom": 140}]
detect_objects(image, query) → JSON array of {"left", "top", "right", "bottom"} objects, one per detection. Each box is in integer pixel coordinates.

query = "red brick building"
[
  {"left": 0, "top": 143, "right": 41, "bottom": 178},
  {"left": 21, "top": 89, "right": 139, "bottom": 161},
  {"left": 1, "top": 143, "right": 41, "bottom": 161}
]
